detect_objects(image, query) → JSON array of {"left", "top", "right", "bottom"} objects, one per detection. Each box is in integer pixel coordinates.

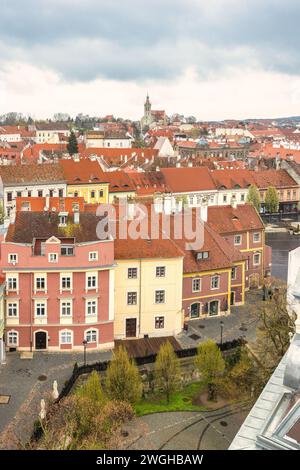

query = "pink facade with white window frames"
[{"left": 2, "top": 235, "right": 115, "bottom": 352}]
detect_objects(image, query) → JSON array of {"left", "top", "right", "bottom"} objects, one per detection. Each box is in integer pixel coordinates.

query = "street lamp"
[
  {"left": 220, "top": 320, "right": 224, "bottom": 348},
  {"left": 82, "top": 339, "right": 87, "bottom": 366}
]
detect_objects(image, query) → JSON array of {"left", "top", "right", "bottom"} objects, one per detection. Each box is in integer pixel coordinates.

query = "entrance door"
[
  {"left": 35, "top": 331, "right": 47, "bottom": 350},
  {"left": 230, "top": 292, "right": 235, "bottom": 306},
  {"left": 126, "top": 318, "right": 137, "bottom": 338},
  {"left": 190, "top": 303, "right": 200, "bottom": 318},
  {"left": 209, "top": 300, "right": 219, "bottom": 316}
]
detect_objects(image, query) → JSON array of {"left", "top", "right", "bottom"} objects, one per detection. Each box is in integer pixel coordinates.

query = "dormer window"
[
  {"left": 196, "top": 251, "right": 209, "bottom": 261},
  {"left": 61, "top": 245, "right": 74, "bottom": 256}
]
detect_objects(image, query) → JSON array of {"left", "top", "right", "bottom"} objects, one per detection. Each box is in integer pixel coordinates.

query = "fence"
[{"left": 56, "top": 337, "right": 246, "bottom": 403}]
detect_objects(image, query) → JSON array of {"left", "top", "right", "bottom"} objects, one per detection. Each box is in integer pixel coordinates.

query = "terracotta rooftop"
[
  {"left": 251, "top": 169, "right": 298, "bottom": 188},
  {"left": 160, "top": 166, "right": 216, "bottom": 192},
  {"left": 211, "top": 169, "right": 255, "bottom": 189},
  {"left": 104, "top": 171, "right": 136, "bottom": 193},
  {"left": 59, "top": 159, "right": 108, "bottom": 185},
  {"left": 0, "top": 163, "right": 65, "bottom": 185},
  {"left": 207, "top": 204, "right": 264, "bottom": 234}
]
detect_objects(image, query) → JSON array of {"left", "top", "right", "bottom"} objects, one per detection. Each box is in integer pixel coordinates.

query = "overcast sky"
[{"left": 1, "top": 0, "right": 300, "bottom": 120}]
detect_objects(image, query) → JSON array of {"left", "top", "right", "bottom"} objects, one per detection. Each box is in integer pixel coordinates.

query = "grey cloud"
[{"left": 0, "top": 0, "right": 300, "bottom": 81}]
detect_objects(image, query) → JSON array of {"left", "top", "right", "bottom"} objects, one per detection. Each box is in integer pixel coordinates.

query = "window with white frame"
[
  {"left": 7, "top": 331, "right": 18, "bottom": 346},
  {"left": 211, "top": 275, "right": 220, "bottom": 289},
  {"left": 35, "top": 275, "right": 46, "bottom": 292},
  {"left": 253, "top": 232, "right": 261, "bottom": 243},
  {"left": 156, "top": 266, "right": 166, "bottom": 278},
  {"left": 35, "top": 301, "right": 47, "bottom": 317},
  {"left": 231, "top": 266, "right": 237, "bottom": 280},
  {"left": 7, "top": 275, "right": 18, "bottom": 291},
  {"left": 7, "top": 302, "right": 18, "bottom": 317},
  {"left": 85, "top": 329, "right": 97, "bottom": 343},
  {"left": 127, "top": 292, "right": 137, "bottom": 305},
  {"left": 86, "top": 299, "right": 97, "bottom": 316},
  {"left": 61, "top": 274, "right": 72, "bottom": 291},
  {"left": 60, "top": 300, "right": 72, "bottom": 317},
  {"left": 60, "top": 330, "right": 72, "bottom": 344},
  {"left": 8, "top": 253, "right": 18, "bottom": 264},
  {"left": 192, "top": 278, "right": 201, "bottom": 292},
  {"left": 234, "top": 235, "right": 242, "bottom": 245},
  {"left": 89, "top": 251, "right": 98, "bottom": 261},
  {"left": 48, "top": 253, "right": 58, "bottom": 263},
  {"left": 253, "top": 253, "right": 261, "bottom": 266},
  {"left": 223, "top": 194, "right": 227, "bottom": 203},
  {"left": 128, "top": 267, "right": 138, "bottom": 279},
  {"left": 155, "top": 316, "right": 165, "bottom": 329},
  {"left": 240, "top": 193, "right": 245, "bottom": 202},
  {"left": 61, "top": 245, "right": 74, "bottom": 256},
  {"left": 155, "top": 290, "right": 165, "bottom": 304},
  {"left": 86, "top": 273, "right": 97, "bottom": 290}
]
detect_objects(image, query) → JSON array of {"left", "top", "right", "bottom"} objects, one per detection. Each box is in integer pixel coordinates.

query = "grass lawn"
[{"left": 135, "top": 381, "right": 208, "bottom": 416}]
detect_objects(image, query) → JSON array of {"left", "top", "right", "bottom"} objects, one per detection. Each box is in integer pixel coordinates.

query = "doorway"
[
  {"left": 209, "top": 300, "right": 219, "bottom": 316},
  {"left": 230, "top": 291, "right": 235, "bottom": 306},
  {"left": 35, "top": 331, "right": 47, "bottom": 350},
  {"left": 125, "top": 318, "right": 137, "bottom": 338}
]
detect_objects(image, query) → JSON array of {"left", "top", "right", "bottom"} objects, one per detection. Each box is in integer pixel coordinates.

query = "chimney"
[
  {"left": 45, "top": 195, "right": 50, "bottom": 210},
  {"left": 154, "top": 195, "right": 163, "bottom": 213},
  {"left": 74, "top": 211, "right": 80, "bottom": 224},
  {"left": 176, "top": 162, "right": 181, "bottom": 168},
  {"left": 200, "top": 200, "right": 208, "bottom": 222},
  {"left": 188, "top": 162, "right": 193, "bottom": 167},
  {"left": 231, "top": 196, "right": 238, "bottom": 209},
  {"left": 163, "top": 195, "right": 172, "bottom": 215}
]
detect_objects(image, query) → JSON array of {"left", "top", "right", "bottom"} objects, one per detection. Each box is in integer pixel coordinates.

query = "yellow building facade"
[
  {"left": 67, "top": 183, "right": 109, "bottom": 204},
  {"left": 114, "top": 257, "right": 184, "bottom": 339}
]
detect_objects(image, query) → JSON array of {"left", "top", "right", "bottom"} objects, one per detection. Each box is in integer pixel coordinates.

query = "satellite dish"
[{"left": 51, "top": 207, "right": 57, "bottom": 212}]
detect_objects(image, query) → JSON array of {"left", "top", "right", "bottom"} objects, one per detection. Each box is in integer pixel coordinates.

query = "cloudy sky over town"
[{"left": 1, "top": 0, "right": 300, "bottom": 120}]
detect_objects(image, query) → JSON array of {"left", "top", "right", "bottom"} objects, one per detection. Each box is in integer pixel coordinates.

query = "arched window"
[
  {"left": 85, "top": 329, "right": 98, "bottom": 343},
  {"left": 7, "top": 331, "right": 18, "bottom": 346}
]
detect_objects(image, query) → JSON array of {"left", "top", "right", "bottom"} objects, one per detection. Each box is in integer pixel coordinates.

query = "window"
[
  {"left": 48, "top": 253, "right": 58, "bottom": 263},
  {"left": 90, "top": 190, "right": 95, "bottom": 199},
  {"left": 155, "top": 316, "right": 165, "bottom": 329},
  {"left": 7, "top": 331, "right": 18, "bottom": 346},
  {"left": 7, "top": 302, "right": 18, "bottom": 317},
  {"left": 234, "top": 235, "right": 242, "bottom": 245},
  {"left": 155, "top": 290, "right": 165, "bottom": 304},
  {"left": 7, "top": 276, "right": 17, "bottom": 291},
  {"left": 156, "top": 266, "right": 166, "bottom": 277},
  {"left": 85, "top": 329, "right": 97, "bottom": 343},
  {"left": 72, "top": 202, "right": 79, "bottom": 212},
  {"left": 86, "top": 273, "right": 97, "bottom": 289},
  {"left": 223, "top": 194, "right": 227, "bottom": 203},
  {"left": 35, "top": 302, "right": 46, "bottom": 317},
  {"left": 231, "top": 267, "right": 237, "bottom": 280},
  {"left": 293, "top": 190, "right": 297, "bottom": 199},
  {"left": 60, "top": 330, "right": 72, "bottom": 344},
  {"left": 27, "top": 191, "right": 32, "bottom": 197},
  {"left": 61, "top": 275, "right": 72, "bottom": 291},
  {"left": 253, "top": 232, "right": 260, "bottom": 243},
  {"left": 241, "top": 194, "right": 245, "bottom": 202},
  {"left": 8, "top": 253, "right": 18, "bottom": 264},
  {"left": 196, "top": 251, "right": 209, "bottom": 260},
  {"left": 189, "top": 195, "right": 194, "bottom": 205},
  {"left": 192, "top": 278, "right": 201, "bottom": 292},
  {"left": 127, "top": 292, "right": 137, "bottom": 305},
  {"left": 61, "top": 245, "right": 74, "bottom": 256},
  {"left": 16, "top": 191, "right": 22, "bottom": 198},
  {"left": 7, "top": 192, "right": 12, "bottom": 202},
  {"left": 49, "top": 189, "right": 54, "bottom": 197},
  {"left": 128, "top": 268, "right": 138, "bottom": 279},
  {"left": 61, "top": 301, "right": 72, "bottom": 317},
  {"left": 38, "top": 190, "right": 43, "bottom": 197},
  {"left": 287, "top": 191, "right": 291, "bottom": 200},
  {"left": 89, "top": 251, "right": 98, "bottom": 261},
  {"left": 246, "top": 259, "right": 249, "bottom": 270},
  {"left": 35, "top": 276, "right": 46, "bottom": 291},
  {"left": 211, "top": 275, "right": 220, "bottom": 290},
  {"left": 99, "top": 190, "right": 104, "bottom": 198},
  {"left": 253, "top": 253, "right": 261, "bottom": 266},
  {"left": 58, "top": 189, "right": 64, "bottom": 197},
  {"left": 86, "top": 300, "right": 97, "bottom": 316}
]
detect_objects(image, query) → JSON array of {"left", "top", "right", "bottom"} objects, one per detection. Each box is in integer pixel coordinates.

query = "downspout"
[
  {"left": 139, "top": 259, "right": 142, "bottom": 337},
  {"left": 30, "top": 272, "right": 33, "bottom": 352}
]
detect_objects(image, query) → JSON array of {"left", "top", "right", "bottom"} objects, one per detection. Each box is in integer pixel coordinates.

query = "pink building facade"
[{"left": 1, "top": 212, "right": 115, "bottom": 352}]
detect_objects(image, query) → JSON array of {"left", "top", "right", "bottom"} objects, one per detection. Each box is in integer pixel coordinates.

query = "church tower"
[{"left": 144, "top": 93, "right": 151, "bottom": 119}]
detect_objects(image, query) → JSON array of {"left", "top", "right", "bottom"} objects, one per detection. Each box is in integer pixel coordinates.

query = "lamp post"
[
  {"left": 220, "top": 320, "right": 224, "bottom": 348},
  {"left": 82, "top": 339, "right": 87, "bottom": 366}
]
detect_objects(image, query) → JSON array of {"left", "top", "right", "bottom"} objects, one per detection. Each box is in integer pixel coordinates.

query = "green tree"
[
  {"left": 106, "top": 346, "right": 142, "bottom": 404},
  {"left": 195, "top": 339, "right": 225, "bottom": 401},
  {"left": 247, "top": 185, "right": 261, "bottom": 213},
  {"left": 255, "top": 282, "right": 296, "bottom": 372},
  {"left": 154, "top": 341, "right": 181, "bottom": 403},
  {"left": 76, "top": 370, "right": 105, "bottom": 405},
  {"left": 67, "top": 130, "right": 79, "bottom": 155},
  {"left": 0, "top": 200, "right": 4, "bottom": 225},
  {"left": 264, "top": 186, "right": 279, "bottom": 213}
]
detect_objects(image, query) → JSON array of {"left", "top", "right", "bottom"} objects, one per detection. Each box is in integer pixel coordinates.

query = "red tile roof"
[
  {"left": 207, "top": 204, "right": 264, "bottom": 234},
  {"left": 104, "top": 171, "right": 136, "bottom": 193},
  {"left": 211, "top": 169, "right": 255, "bottom": 189},
  {"left": 251, "top": 169, "right": 298, "bottom": 188},
  {"left": 16, "top": 196, "right": 85, "bottom": 212},
  {"left": 59, "top": 159, "right": 108, "bottom": 184},
  {"left": 160, "top": 167, "right": 216, "bottom": 192},
  {"left": 0, "top": 163, "right": 65, "bottom": 185}
]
